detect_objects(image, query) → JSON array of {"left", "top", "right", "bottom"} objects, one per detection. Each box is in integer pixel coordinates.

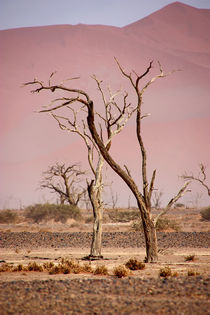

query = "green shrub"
[
  {"left": 0, "top": 210, "right": 17, "bottom": 224},
  {"left": 131, "top": 217, "right": 180, "bottom": 232},
  {"left": 200, "top": 207, "right": 210, "bottom": 221},
  {"left": 24, "top": 203, "right": 82, "bottom": 223}
]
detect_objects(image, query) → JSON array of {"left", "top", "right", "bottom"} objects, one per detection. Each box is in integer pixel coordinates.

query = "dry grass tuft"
[
  {"left": 113, "top": 265, "right": 130, "bottom": 278},
  {"left": 0, "top": 263, "right": 13, "bottom": 272},
  {"left": 187, "top": 269, "right": 200, "bottom": 276},
  {"left": 125, "top": 258, "right": 145, "bottom": 270},
  {"left": 159, "top": 266, "right": 172, "bottom": 277},
  {"left": 94, "top": 265, "right": 108, "bottom": 275},
  {"left": 26, "top": 262, "right": 43, "bottom": 272}
]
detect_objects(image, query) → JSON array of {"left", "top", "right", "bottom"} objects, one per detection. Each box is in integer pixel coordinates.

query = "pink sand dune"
[{"left": 0, "top": 2, "right": 209, "bottom": 208}]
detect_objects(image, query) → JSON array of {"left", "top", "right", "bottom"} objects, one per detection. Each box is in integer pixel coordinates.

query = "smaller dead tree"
[
  {"left": 41, "top": 163, "right": 86, "bottom": 206},
  {"left": 182, "top": 163, "right": 210, "bottom": 197},
  {"left": 152, "top": 191, "right": 163, "bottom": 209}
]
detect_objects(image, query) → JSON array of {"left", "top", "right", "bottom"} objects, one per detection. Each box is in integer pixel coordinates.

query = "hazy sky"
[{"left": 0, "top": 0, "right": 210, "bottom": 30}]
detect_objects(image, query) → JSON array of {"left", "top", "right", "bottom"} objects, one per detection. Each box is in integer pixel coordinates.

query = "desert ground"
[{"left": 0, "top": 207, "right": 209, "bottom": 314}]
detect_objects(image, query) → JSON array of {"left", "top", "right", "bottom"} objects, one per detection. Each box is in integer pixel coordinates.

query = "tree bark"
[
  {"left": 87, "top": 180, "right": 103, "bottom": 258},
  {"left": 139, "top": 204, "right": 158, "bottom": 262}
]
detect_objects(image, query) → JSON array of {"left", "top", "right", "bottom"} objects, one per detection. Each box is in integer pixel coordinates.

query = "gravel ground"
[
  {"left": 0, "top": 231, "right": 209, "bottom": 249},
  {"left": 0, "top": 277, "right": 209, "bottom": 314},
  {"left": 0, "top": 232, "right": 209, "bottom": 314}
]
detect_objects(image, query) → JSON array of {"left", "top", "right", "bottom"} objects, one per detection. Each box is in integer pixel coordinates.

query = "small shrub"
[
  {"left": 27, "top": 262, "right": 43, "bottom": 272},
  {"left": 172, "top": 271, "right": 179, "bottom": 277},
  {"left": 113, "top": 265, "right": 129, "bottom": 278},
  {"left": 94, "top": 265, "right": 108, "bottom": 275},
  {"left": 131, "top": 217, "right": 180, "bottom": 232},
  {"left": 125, "top": 258, "right": 145, "bottom": 271},
  {"left": 159, "top": 266, "right": 172, "bottom": 277},
  {"left": 200, "top": 207, "right": 210, "bottom": 221},
  {"left": 108, "top": 209, "right": 139, "bottom": 223},
  {"left": 24, "top": 203, "right": 82, "bottom": 223},
  {"left": 0, "top": 263, "right": 13, "bottom": 272},
  {"left": 0, "top": 210, "right": 17, "bottom": 224},
  {"left": 12, "top": 264, "right": 24, "bottom": 272},
  {"left": 43, "top": 262, "right": 55, "bottom": 271},
  {"left": 82, "top": 263, "right": 93, "bottom": 273},
  {"left": 185, "top": 254, "right": 195, "bottom": 262},
  {"left": 49, "top": 265, "right": 61, "bottom": 275},
  {"left": 187, "top": 269, "right": 200, "bottom": 276},
  {"left": 175, "top": 203, "right": 185, "bottom": 208}
]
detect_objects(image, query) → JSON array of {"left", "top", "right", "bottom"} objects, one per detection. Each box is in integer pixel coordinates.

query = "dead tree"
[
  {"left": 182, "top": 163, "right": 210, "bottom": 196},
  {"left": 25, "top": 60, "right": 189, "bottom": 262},
  {"left": 40, "top": 162, "right": 86, "bottom": 206},
  {"left": 24, "top": 73, "right": 134, "bottom": 258},
  {"left": 85, "top": 59, "right": 190, "bottom": 262},
  {"left": 152, "top": 191, "right": 163, "bottom": 209}
]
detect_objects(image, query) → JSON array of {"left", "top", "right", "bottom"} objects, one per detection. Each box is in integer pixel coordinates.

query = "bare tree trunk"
[
  {"left": 139, "top": 205, "right": 158, "bottom": 262},
  {"left": 88, "top": 180, "right": 103, "bottom": 258}
]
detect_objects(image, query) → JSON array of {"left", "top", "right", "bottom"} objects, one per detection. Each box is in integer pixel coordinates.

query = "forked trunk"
[
  {"left": 140, "top": 206, "right": 158, "bottom": 263},
  {"left": 88, "top": 181, "right": 103, "bottom": 258}
]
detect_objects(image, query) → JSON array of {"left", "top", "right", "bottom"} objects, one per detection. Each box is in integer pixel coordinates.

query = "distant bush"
[
  {"left": 0, "top": 210, "right": 18, "bottom": 224},
  {"left": 24, "top": 203, "right": 82, "bottom": 223},
  {"left": 200, "top": 206, "right": 210, "bottom": 221},
  {"left": 175, "top": 203, "right": 185, "bottom": 208},
  {"left": 108, "top": 208, "right": 139, "bottom": 223},
  {"left": 131, "top": 217, "right": 181, "bottom": 232}
]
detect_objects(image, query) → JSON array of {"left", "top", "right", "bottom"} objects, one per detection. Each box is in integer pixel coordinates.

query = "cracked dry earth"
[{"left": 0, "top": 231, "right": 209, "bottom": 314}]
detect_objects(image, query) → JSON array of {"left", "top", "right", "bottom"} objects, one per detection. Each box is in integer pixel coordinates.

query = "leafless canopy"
[
  {"left": 182, "top": 163, "right": 210, "bottom": 196},
  {"left": 41, "top": 162, "right": 86, "bottom": 206}
]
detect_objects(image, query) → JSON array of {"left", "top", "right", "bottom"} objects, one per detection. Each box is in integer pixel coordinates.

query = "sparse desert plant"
[
  {"left": 125, "top": 258, "right": 145, "bottom": 270},
  {"left": 0, "top": 210, "right": 18, "bottom": 224},
  {"left": 0, "top": 263, "right": 13, "bottom": 272},
  {"left": 94, "top": 265, "right": 108, "bottom": 275},
  {"left": 24, "top": 203, "right": 82, "bottom": 223},
  {"left": 187, "top": 269, "right": 200, "bottom": 276},
  {"left": 159, "top": 266, "right": 172, "bottom": 277},
  {"left": 200, "top": 206, "right": 210, "bottom": 221},
  {"left": 113, "top": 265, "right": 130, "bottom": 278},
  {"left": 48, "top": 265, "right": 61, "bottom": 275},
  {"left": 108, "top": 208, "right": 139, "bottom": 223},
  {"left": 185, "top": 254, "right": 195, "bottom": 262},
  {"left": 82, "top": 262, "right": 93, "bottom": 273},
  {"left": 43, "top": 261, "right": 55, "bottom": 271},
  {"left": 12, "top": 264, "right": 24, "bottom": 272},
  {"left": 131, "top": 217, "right": 181, "bottom": 232},
  {"left": 27, "top": 262, "right": 43, "bottom": 272}
]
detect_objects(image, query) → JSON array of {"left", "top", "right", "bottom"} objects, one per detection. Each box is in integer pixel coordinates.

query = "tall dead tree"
[
  {"left": 25, "top": 73, "right": 134, "bottom": 258},
  {"left": 25, "top": 60, "right": 189, "bottom": 262},
  {"left": 40, "top": 162, "right": 86, "bottom": 206}
]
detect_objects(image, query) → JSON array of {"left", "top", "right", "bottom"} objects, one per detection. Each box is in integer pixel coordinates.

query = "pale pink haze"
[{"left": 0, "top": 2, "right": 210, "bottom": 208}]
